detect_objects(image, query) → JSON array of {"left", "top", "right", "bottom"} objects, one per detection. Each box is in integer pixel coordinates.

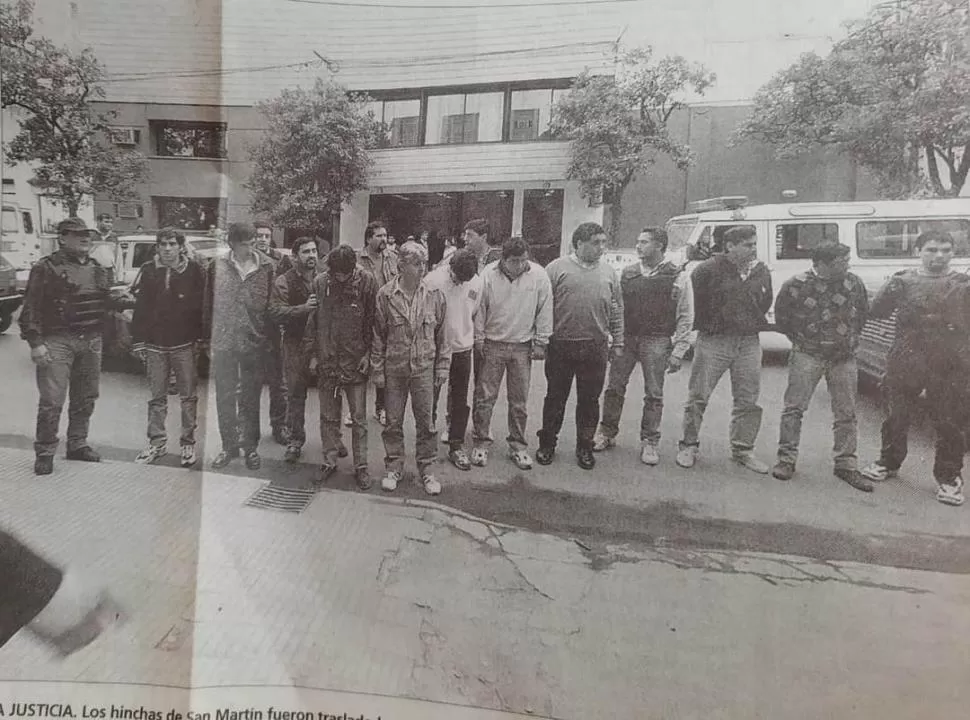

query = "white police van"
[{"left": 605, "top": 196, "right": 970, "bottom": 383}]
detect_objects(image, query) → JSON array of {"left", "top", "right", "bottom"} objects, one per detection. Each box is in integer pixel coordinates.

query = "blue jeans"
[
  {"left": 472, "top": 341, "right": 533, "bottom": 452},
  {"left": 212, "top": 349, "right": 263, "bottom": 453},
  {"left": 681, "top": 333, "right": 762, "bottom": 452},
  {"left": 383, "top": 371, "right": 436, "bottom": 474},
  {"left": 34, "top": 332, "right": 102, "bottom": 457},
  {"left": 319, "top": 378, "right": 367, "bottom": 468},
  {"left": 777, "top": 351, "right": 857, "bottom": 470},
  {"left": 599, "top": 336, "right": 672, "bottom": 445},
  {"left": 145, "top": 346, "right": 198, "bottom": 448}
]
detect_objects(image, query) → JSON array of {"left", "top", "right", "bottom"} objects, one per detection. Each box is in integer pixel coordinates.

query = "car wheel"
[{"left": 0, "top": 312, "right": 12, "bottom": 334}]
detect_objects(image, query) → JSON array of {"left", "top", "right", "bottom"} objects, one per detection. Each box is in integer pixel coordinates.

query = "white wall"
[{"left": 561, "top": 181, "right": 604, "bottom": 258}]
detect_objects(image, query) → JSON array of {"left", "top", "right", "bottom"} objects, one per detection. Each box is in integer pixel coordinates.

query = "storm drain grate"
[{"left": 244, "top": 484, "right": 316, "bottom": 514}]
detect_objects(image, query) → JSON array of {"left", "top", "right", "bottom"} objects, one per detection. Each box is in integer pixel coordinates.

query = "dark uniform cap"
[{"left": 57, "top": 217, "right": 93, "bottom": 234}]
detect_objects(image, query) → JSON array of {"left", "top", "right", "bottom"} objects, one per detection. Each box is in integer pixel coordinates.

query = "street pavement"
[
  {"left": 2, "top": 332, "right": 970, "bottom": 717},
  {"left": 3, "top": 447, "right": 970, "bottom": 719}
]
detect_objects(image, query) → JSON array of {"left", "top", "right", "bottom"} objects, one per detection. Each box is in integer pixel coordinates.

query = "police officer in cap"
[{"left": 19, "top": 218, "right": 130, "bottom": 475}]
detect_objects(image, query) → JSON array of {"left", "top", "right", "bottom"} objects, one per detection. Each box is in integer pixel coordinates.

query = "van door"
[{"left": 768, "top": 219, "right": 840, "bottom": 291}]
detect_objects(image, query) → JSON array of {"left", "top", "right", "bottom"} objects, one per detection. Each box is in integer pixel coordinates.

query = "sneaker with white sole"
[
  {"left": 639, "top": 442, "right": 659, "bottom": 466},
  {"left": 422, "top": 473, "right": 442, "bottom": 496},
  {"left": 732, "top": 452, "right": 770, "bottom": 475},
  {"left": 861, "top": 461, "right": 898, "bottom": 482},
  {"left": 470, "top": 447, "right": 488, "bottom": 467},
  {"left": 180, "top": 445, "right": 197, "bottom": 468},
  {"left": 135, "top": 445, "right": 167, "bottom": 464},
  {"left": 675, "top": 445, "right": 697, "bottom": 468},
  {"left": 592, "top": 432, "right": 615, "bottom": 452},
  {"left": 440, "top": 429, "right": 450, "bottom": 444},
  {"left": 381, "top": 470, "right": 401, "bottom": 492},
  {"left": 509, "top": 448, "right": 533, "bottom": 470},
  {"left": 937, "top": 476, "right": 965, "bottom": 507}
]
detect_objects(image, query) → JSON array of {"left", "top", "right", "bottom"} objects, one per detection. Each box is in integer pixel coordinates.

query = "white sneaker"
[
  {"left": 422, "top": 474, "right": 442, "bottom": 496},
  {"left": 440, "top": 429, "right": 449, "bottom": 444},
  {"left": 471, "top": 447, "right": 489, "bottom": 467},
  {"left": 640, "top": 442, "right": 659, "bottom": 466},
  {"left": 135, "top": 445, "right": 166, "bottom": 464},
  {"left": 592, "top": 432, "right": 615, "bottom": 452},
  {"left": 509, "top": 448, "right": 533, "bottom": 470},
  {"left": 180, "top": 445, "right": 197, "bottom": 468},
  {"left": 861, "top": 461, "right": 897, "bottom": 482},
  {"left": 381, "top": 470, "right": 401, "bottom": 492},
  {"left": 732, "top": 452, "right": 770, "bottom": 475},
  {"left": 937, "top": 476, "right": 965, "bottom": 507},
  {"left": 675, "top": 445, "right": 697, "bottom": 468}
]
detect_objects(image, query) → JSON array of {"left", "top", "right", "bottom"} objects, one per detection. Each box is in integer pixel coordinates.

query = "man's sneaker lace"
[
  {"left": 937, "top": 476, "right": 965, "bottom": 507},
  {"left": 135, "top": 445, "right": 166, "bottom": 465}
]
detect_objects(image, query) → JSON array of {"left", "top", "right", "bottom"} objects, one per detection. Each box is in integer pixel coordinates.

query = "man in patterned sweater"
[{"left": 772, "top": 243, "right": 871, "bottom": 492}]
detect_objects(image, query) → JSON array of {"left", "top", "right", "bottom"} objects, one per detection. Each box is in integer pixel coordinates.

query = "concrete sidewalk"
[{"left": 2, "top": 447, "right": 970, "bottom": 719}]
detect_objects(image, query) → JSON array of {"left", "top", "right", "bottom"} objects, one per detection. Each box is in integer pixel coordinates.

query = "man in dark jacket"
[
  {"left": 129, "top": 228, "right": 207, "bottom": 468},
  {"left": 860, "top": 230, "right": 970, "bottom": 507},
  {"left": 254, "top": 217, "right": 290, "bottom": 444},
  {"left": 304, "top": 244, "right": 379, "bottom": 489},
  {"left": 203, "top": 222, "right": 276, "bottom": 470},
  {"left": 19, "top": 218, "right": 130, "bottom": 475},
  {"left": 676, "top": 225, "right": 773, "bottom": 473},
  {"left": 772, "top": 243, "right": 871, "bottom": 492}
]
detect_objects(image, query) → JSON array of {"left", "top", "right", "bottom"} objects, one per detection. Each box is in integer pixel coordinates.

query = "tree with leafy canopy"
[
  {"left": 736, "top": 0, "right": 970, "bottom": 198},
  {"left": 550, "top": 46, "right": 715, "bottom": 245},
  {"left": 249, "top": 79, "right": 383, "bottom": 233},
  {"left": 0, "top": 0, "right": 148, "bottom": 216}
]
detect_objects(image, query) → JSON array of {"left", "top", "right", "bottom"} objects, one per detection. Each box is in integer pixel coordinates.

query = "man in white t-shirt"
[{"left": 423, "top": 249, "right": 483, "bottom": 470}]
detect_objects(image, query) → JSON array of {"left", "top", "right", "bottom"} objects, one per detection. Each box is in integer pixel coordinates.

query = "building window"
[
  {"left": 775, "top": 223, "right": 839, "bottom": 260},
  {"left": 152, "top": 121, "right": 227, "bottom": 158},
  {"left": 509, "top": 88, "right": 568, "bottom": 141},
  {"left": 365, "top": 99, "right": 422, "bottom": 147},
  {"left": 856, "top": 219, "right": 970, "bottom": 258},
  {"left": 154, "top": 197, "right": 223, "bottom": 231},
  {"left": 425, "top": 92, "right": 503, "bottom": 145}
]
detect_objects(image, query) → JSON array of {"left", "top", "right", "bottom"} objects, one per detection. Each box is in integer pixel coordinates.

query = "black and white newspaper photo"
[{"left": 2, "top": 0, "right": 969, "bottom": 717}]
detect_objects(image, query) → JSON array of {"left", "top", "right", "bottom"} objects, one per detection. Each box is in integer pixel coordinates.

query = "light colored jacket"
[
  {"left": 475, "top": 261, "right": 553, "bottom": 346},
  {"left": 371, "top": 277, "right": 451, "bottom": 381}
]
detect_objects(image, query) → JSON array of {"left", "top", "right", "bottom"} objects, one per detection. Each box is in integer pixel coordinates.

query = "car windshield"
[
  {"left": 188, "top": 239, "right": 221, "bottom": 252},
  {"left": 665, "top": 218, "right": 698, "bottom": 252},
  {"left": 0, "top": 256, "right": 12, "bottom": 270}
]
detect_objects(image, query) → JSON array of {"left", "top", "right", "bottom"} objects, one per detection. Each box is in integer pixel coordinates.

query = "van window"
[
  {"left": 711, "top": 224, "right": 756, "bottom": 253},
  {"left": 131, "top": 242, "right": 156, "bottom": 267},
  {"left": 666, "top": 218, "right": 697, "bottom": 252},
  {"left": 857, "top": 219, "right": 970, "bottom": 258},
  {"left": 775, "top": 223, "right": 839, "bottom": 260}
]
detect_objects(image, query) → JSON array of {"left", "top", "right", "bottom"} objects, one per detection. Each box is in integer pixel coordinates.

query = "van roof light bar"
[{"left": 688, "top": 196, "right": 748, "bottom": 213}]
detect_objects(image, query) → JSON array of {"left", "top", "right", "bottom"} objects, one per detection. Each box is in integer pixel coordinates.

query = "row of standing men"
[{"left": 17, "top": 217, "right": 970, "bottom": 506}]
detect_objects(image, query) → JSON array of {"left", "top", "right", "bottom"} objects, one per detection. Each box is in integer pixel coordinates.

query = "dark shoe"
[
  {"left": 244, "top": 450, "right": 261, "bottom": 470},
  {"left": 284, "top": 445, "right": 302, "bottom": 463},
  {"left": 337, "top": 442, "right": 349, "bottom": 459},
  {"left": 272, "top": 426, "right": 290, "bottom": 446},
  {"left": 66, "top": 447, "right": 101, "bottom": 463},
  {"left": 34, "top": 455, "right": 54, "bottom": 475},
  {"left": 835, "top": 468, "right": 873, "bottom": 493},
  {"left": 535, "top": 446, "right": 555, "bottom": 466},
  {"left": 318, "top": 464, "right": 337, "bottom": 486},
  {"left": 576, "top": 448, "right": 595, "bottom": 471},
  {"left": 772, "top": 462, "right": 795, "bottom": 481},
  {"left": 211, "top": 449, "right": 238, "bottom": 469},
  {"left": 355, "top": 467, "right": 372, "bottom": 491}
]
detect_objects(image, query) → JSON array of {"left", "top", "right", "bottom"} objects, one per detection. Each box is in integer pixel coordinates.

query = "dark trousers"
[
  {"left": 34, "top": 332, "right": 102, "bottom": 457},
  {"left": 432, "top": 349, "right": 473, "bottom": 449},
  {"left": 0, "top": 529, "right": 63, "bottom": 648},
  {"left": 319, "top": 378, "right": 367, "bottom": 468},
  {"left": 879, "top": 352, "right": 968, "bottom": 483},
  {"left": 264, "top": 328, "right": 287, "bottom": 432},
  {"left": 213, "top": 349, "right": 263, "bottom": 453},
  {"left": 282, "top": 338, "right": 310, "bottom": 447},
  {"left": 538, "top": 338, "right": 609, "bottom": 452}
]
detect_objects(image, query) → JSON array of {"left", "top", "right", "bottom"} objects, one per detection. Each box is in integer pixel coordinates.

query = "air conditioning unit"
[
  {"left": 108, "top": 127, "right": 140, "bottom": 146},
  {"left": 115, "top": 202, "right": 144, "bottom": 219}
]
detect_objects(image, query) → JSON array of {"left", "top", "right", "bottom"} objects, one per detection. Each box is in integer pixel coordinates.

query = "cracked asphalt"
[{"left": 3, "top": 339, "right": 970, "bottom": 718}]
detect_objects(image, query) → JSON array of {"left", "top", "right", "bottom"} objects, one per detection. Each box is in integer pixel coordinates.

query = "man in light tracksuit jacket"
[{"left": 472, "top": 236, "right": 553, "bottom": 471}]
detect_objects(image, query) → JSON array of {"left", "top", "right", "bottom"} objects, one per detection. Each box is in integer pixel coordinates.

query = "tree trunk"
[
  {"left": 949, "top": 142, "right": 970, "bottom": 197},
  {"left": 608, "top": 196, "right": 623, "bottom": 249},
  {"left": 66, "top": 197, "right": 80, "bottom": 217},
  {"left": 924, "top": 144, "right": 947, "bottom": 196}
]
